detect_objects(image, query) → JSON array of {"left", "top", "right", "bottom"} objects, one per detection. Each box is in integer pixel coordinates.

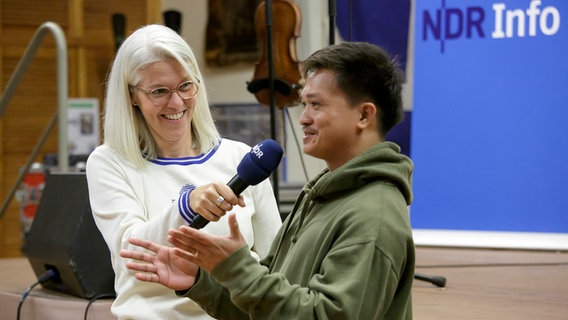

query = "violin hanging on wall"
[{"left": 247, "top": 0, "right": 303, "bottom": 109}]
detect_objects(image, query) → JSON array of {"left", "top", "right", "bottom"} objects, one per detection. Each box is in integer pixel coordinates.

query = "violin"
[{"left": 247, "top": 0, "right": 303, "bottom": 109}]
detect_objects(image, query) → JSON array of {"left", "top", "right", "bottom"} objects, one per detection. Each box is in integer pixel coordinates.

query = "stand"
[{"left": 414, "top": 272, "right": 446, "bottom": 288}]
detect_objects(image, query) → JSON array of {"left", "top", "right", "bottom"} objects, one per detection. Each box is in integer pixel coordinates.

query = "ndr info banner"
[{"left": 411, "top": 0, "right": 568, "bottom": 233}]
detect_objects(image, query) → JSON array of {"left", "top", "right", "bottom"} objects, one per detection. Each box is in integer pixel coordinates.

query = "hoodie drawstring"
[{"left": 291, "top": 191, "right": 316, "bottom": 243}]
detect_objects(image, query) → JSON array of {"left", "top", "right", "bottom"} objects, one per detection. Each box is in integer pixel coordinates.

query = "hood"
[
  {"left": 279, "top": 141, "right": 413, "bottom": 246},
  {"left": 304, "top": 141, "right": 413, "bottom": 205}
]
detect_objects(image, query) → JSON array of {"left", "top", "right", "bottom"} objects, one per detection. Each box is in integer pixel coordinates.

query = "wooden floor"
[
  {"left": 413, "top": 247, "right": 568, "bottom": 319},
  {"left": 1, "top": 247, "right": 567, "bottom": 319}
]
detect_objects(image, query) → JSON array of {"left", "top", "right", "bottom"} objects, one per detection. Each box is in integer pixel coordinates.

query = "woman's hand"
[{"left": 189, "top": 182, "right": 246, "bottom": 222}]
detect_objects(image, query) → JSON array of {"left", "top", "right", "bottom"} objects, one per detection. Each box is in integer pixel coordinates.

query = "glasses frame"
[{"left": 132, "top": 80, "right": 199, "bottom": 106}]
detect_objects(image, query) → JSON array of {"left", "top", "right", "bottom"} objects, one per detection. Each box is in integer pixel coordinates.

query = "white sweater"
[{"left": 86, "top": 139, "right": 282, "bottom": 319}]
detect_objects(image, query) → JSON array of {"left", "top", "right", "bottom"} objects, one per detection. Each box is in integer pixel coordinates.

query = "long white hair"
[{"left": 103, "top": 24, "right": 220, "bottom": 168}]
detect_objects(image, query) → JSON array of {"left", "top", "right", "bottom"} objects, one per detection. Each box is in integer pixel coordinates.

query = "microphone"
[{"left": 189, "top": 139, "right": 283, "bottom": 229}]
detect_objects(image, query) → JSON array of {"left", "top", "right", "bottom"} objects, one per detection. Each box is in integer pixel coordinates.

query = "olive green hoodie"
[{"left": 183, "top": 141, "right": 415, "bottom": 319}]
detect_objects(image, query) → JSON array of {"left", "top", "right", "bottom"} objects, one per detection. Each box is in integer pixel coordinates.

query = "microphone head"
[{"left": 237, "top": 139, "right": 283, "bottom": 185}]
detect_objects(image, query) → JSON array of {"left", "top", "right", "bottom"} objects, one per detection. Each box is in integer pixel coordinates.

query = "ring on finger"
[{"left": 215, "top": 195, "right": 224, "bottom": 207}]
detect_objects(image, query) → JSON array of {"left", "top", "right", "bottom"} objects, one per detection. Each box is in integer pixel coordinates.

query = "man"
[{"left": 121, "top": 42, "right": 415, "bottom": 319}]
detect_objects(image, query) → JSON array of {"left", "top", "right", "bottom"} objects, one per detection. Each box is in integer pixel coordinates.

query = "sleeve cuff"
[{"left": 178, "top": 184, "right": 197, "bottom": 224}]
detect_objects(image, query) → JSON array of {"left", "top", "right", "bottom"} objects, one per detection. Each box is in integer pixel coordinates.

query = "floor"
[
  {"left": 1, "top": 246, "right": 567, "bottom": 319},
  {"left": 413, "top": 247, "right": 568, "bottom": 319}
]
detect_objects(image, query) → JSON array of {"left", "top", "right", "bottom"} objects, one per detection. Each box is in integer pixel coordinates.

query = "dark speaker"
[{"left": 21, "top": 172, "right": 115, "bottom": 299}]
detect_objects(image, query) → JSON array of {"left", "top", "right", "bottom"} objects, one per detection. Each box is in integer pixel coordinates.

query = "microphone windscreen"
[{"left": 237, "top": 139, "right": 283, "bottom": 185}]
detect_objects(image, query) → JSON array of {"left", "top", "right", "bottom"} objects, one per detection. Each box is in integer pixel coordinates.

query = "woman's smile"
[{"left": 163, "top": 110, "right": 186, "bottom": 121}]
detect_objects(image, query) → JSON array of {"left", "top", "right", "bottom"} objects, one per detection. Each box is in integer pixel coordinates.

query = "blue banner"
[
  {"left": 336, "top": 0, "right": 411, "bottom": 71},
  {"left": 411, "top": 0, "right": 568, "bottom": 232}
]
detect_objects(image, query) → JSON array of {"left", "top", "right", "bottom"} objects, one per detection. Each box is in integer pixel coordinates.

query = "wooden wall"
[{"left": 0, "top": 0, "right": 161, "bottom": 257}]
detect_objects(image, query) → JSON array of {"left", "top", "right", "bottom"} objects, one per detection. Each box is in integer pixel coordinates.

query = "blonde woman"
[{"left": 86, "top": 24, "right": 282, "bottom": 319}]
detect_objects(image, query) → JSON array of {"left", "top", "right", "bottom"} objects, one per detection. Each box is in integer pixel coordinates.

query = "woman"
[{"left": 86, "top": 24, "right": 282, "bottom": 319}]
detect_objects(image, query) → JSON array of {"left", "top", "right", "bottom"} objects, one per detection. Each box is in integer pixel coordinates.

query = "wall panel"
[{"left": 0, "top": 0, "right": 159, "bottom": 257}]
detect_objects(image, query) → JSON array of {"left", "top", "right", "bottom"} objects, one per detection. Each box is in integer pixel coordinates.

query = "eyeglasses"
[{"left": 132, "top": 80, "right": 199, "bottom": 106}]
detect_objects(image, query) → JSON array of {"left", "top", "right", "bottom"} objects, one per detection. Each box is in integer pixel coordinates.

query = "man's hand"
[
  {"left": 120, "top": 238, "right": 199, "bottom": 291},
  {"left": 168, "top": 213, "right": 247, "bottom": 272}
]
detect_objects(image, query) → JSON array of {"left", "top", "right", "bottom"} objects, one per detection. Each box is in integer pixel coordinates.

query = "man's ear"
[{"left": 357, "top": 102, "right": 377, "bottom": 128}]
